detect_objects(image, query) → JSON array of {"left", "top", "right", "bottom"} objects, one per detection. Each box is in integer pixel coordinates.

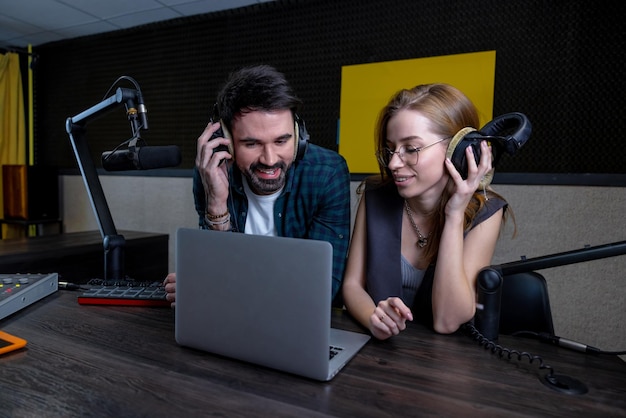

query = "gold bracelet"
[{"left": 205, "top": 210, "right": 229, "bottom": 220}]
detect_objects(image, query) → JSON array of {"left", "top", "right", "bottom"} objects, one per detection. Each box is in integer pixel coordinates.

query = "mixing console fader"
[{"left": 0, "top": 273, "right": 58, "bottom": 320}]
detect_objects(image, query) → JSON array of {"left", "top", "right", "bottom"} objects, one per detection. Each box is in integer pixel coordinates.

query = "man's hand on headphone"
[{"left": 196, "top": 121, "right": 232, "bottom": 213}]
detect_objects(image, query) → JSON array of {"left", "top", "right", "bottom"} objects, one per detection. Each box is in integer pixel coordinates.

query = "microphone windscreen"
[
  {"left": 102, "top": 150, "right": 136, "bottom": 171},
  {"left": 136, "top": 145, "right": 182, "bottom": 170}
]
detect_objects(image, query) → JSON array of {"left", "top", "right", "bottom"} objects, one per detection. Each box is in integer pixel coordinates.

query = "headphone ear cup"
[
  {"left": 445, "top": 112, "right": 531, "bottom": 190},
  {"left": 219, "top": 119, "right": 234, "bottom": 159},
  {"left": 294, "top": 116, "right": 309, "bottom": 162},
  {"left": 446, "top": 127, "right": 476, "bottom": 176},
  {"left": 446, "top": 127, "right": 493, "bottom": 189}
]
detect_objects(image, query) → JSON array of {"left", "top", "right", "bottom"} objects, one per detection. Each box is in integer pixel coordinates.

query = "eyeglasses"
[{"left": 376, "top": 137, "right": 448, "bottom": 166}]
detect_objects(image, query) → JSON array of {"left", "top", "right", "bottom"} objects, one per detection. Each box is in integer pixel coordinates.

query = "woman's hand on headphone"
[
  {"left": 444, "top": 140, "right": 493, "bottom": 214},
  {"left": 196, "top": 121, "right": 232, "bottom": 208}
]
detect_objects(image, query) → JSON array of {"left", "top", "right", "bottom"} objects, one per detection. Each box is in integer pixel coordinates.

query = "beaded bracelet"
[{"left": 205, "top": 210, "right": 229, "bottom": 220}]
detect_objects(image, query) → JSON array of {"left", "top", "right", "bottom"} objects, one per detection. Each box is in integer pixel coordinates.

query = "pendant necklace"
[{"left": 404, "top": 200, "right": 429, "bottom": 248}]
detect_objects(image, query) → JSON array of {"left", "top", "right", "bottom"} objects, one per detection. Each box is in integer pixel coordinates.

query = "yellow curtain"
[{"left": 0, "top": 52, "right": 27, "bottom": 239}]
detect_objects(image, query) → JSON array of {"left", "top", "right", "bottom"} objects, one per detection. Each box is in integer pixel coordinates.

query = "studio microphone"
[{"left": 102, "top": 145, "right": 181, "bottom": 171}]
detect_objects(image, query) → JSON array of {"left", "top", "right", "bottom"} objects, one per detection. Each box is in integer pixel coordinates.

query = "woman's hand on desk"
[
  {"left": 370, "top": 297, "right": 413, "bottom": 340},
  {"left": 163, "top": 273, "right": 177, "bottom": 308}
]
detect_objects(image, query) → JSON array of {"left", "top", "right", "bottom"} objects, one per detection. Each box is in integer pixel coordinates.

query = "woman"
[{"left": 342, "top": 83, "right": 513, "bottom": 340}]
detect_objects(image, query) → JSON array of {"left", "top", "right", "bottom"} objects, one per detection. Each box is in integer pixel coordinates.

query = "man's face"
[{"left": 231, "top": 109, "right": 296, "bottom": 195}]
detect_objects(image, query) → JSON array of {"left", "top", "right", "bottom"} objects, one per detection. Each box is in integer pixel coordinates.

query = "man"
[{"left": 163, "top": 64, "right": 350, "bottom": 307}]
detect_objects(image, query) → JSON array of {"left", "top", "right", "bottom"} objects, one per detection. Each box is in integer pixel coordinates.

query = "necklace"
[{"left": 404, "top": 200, "right": 429, "bottom": 248}]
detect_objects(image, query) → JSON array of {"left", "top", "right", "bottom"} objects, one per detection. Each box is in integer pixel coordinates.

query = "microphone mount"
[{"left": 65, "top": 80, "right": 148, "bottom": 281}]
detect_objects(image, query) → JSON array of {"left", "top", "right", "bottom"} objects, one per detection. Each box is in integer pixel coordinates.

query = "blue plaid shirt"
[{"left": 193, "top": 143, "right": 351, "bottom": 302}]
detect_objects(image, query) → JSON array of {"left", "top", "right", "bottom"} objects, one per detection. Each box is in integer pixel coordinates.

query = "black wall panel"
[{"left": 34, "top": 0, "right": 625, "bottom": 176}]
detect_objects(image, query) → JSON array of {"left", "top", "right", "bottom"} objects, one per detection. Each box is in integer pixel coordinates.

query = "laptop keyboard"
[{"left": 329, "top": 345, "right": 344, "bottom": 360}]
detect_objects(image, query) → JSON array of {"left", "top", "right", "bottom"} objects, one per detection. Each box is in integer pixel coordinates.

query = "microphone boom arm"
[
  {"left": 495, "top": 240, "right": 626, "bottom": 276},
  {"left": 65, "top": 87, "right": 144, "bottom": 281},
  {"left": 66, "top": 88, "right": 138, "bottom": 127}
]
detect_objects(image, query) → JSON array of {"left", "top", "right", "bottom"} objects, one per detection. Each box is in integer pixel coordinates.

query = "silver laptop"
[{"left": 174, "top": 227, "right": 370, "bottom": 381}]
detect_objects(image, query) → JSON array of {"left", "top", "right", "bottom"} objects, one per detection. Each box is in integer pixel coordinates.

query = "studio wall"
[{"left": 33, "top": 0, "right": 625, "bottom": 178}]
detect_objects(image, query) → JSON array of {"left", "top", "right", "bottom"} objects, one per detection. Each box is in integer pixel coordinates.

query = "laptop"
[{"left": 174, "top": 227, "right": 370, "bottom": 381}]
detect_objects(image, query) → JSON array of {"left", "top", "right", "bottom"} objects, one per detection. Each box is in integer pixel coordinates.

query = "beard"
[{"left": 242, "top": 161, "right": 289, "bottom": 195}]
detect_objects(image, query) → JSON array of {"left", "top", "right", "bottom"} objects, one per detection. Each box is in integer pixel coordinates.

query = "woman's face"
[{"left": 384, "top": 109, "right": 450, "bottom": 201}]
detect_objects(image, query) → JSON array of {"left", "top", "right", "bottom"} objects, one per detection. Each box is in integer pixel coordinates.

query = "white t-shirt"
[{"left": 242, "top": 177, "right": 282, "bottom": 236}]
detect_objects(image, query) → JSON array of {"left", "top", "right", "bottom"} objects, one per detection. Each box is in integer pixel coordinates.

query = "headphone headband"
[{"left": 479, "top": 112, "right": 532, "bottom": 155}]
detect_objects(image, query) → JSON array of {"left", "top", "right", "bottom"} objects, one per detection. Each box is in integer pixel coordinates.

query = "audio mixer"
[{"left": 0, "top": 273, "right": 58, "bottom": 320}]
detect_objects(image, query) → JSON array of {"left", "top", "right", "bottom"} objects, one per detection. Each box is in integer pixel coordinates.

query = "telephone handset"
[{"left": 473, "top": 267, "right": 502, "bottom": 341}]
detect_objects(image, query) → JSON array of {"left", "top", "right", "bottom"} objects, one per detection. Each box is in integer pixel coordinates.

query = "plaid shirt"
[{"left": 193, "top": 143, "right": 351, "bottom": 301}]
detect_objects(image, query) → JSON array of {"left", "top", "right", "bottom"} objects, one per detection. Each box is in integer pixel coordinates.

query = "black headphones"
[
  {"left": 292, "top": 114, "right": 310, "bottom": 162},
  {"left": 445, "top": 112, "right": 532, "bottom": 188},
  {"left": 210, "top": 103, "right": 309, "bottom": 163}
]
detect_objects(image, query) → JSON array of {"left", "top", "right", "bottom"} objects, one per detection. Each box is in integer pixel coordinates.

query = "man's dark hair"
[{"left": 216, "top": 64, "right": 302, "bottom": 132}]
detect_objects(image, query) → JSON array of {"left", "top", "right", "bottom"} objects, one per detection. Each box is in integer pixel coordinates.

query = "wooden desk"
[
  {"left": 0, "top": 230, "right": 168, "bottom": 283},
  {"left": 1, "top": 291, "right": 625, "bottom": 417}
]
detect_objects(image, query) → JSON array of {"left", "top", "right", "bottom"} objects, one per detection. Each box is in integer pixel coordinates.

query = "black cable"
[
  {"left": 510, "top": 330, "right": 626, "bottom": 356},
  {"left": 100, "top": 132, "right": 150, "bottom": 163},
  {"left": 596, "top": 349, "right": 626, "bottom": 355},
  {"left": 58, "top": 282, "right": 88, "bottom": 291},
  {"left": 525, "top": 331, "right": 626, "bottom": 356},
  {"left": 101, "top": 75, "right": 147, "bottom": 133},
  {"left": 101, "top": 75, "right": 141, "bottom": 101},
  {"left": 98, "top": 75, "right": 149, "bottom": 164},
  {"left": 462, "top": 322, "right": 556, "bottom": 379}
]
